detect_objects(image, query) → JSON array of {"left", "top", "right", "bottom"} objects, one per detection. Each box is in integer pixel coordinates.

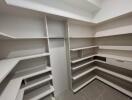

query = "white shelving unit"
[
  {"left": 66, "top": 14, "right": 132, "bottom": 99},
  {"left": 0, "top": 3, "right": 55, "bottom": 100}
]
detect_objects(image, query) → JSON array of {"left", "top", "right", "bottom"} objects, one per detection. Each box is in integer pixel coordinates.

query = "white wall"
[{"left": 93, "top": 0, "right": 132, "bottom": 23}]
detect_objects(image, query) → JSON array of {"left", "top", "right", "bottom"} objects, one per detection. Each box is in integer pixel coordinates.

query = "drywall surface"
[
  {"left": 94, "top": 0, "right": 132, "bottom": 23},
  {"left": 49, "top": 40, "right": 69, "bottom": 97}
]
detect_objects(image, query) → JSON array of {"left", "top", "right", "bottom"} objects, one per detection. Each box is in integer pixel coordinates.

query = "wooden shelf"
[
  {"left": 71, "top": 54, "right": 95, "bottom": 63},
  {"left": 17, "top": 67, "right": 52, "bottom": 80},
  {"left": 73, "top": 76, "right": 96, "bottom": 93},
  {"left": 0, "top": 78, "right": 22, "bottom": 100},
  {"left": 96, "top": 53, "right": 132, "bottom": 62},
  {"left": 0, "top": 58, "right": 20, "bottom": 84},
  {"left": 96, "top": 76, "right": 132, "bottom": 97},
  {"left": 95, "top": 66, "right": 132, "bottom": 83},
  {"left": 95, "top": 25, "right": 132, "bottom": 37},
  {"left": 0, "top": 32, "right": 48, "bottom": 39},
  {"left": 0, "top": 53, "right": 50, "bottom": 84},
  {"left": 23, "top": 75, "right": 52, "bottom": 90},
  {"left": 49, "top": 37, "right": 64, "bottom": 39},
  {"left": 69, "top": 36, "right": 95, "bottom": 39},
  {"left": 19, "top": 53, "right": 50, "bottom": 61},
  {"left": 99, "top": 46, "right": 132, "bottom": 51},
  {"left": 31, "top": 86, "right": 54, "bottom": 100},
  {"left": 72, "top": 67, "right": 95, "bottom": 80},
  {"left": 24, "top": 85, "right": 54, "bottom": 100},
  {"left": 72, "top": 60, "right": 95, "bottom": 71},
  {"left": 70, "top": 46, "right": 98, "bottom": 51}
]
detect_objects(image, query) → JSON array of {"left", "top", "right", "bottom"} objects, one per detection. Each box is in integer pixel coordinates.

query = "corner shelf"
[
  {"left": 70, "top": 46, "right": 98, "bottom": 51},
  {"left": 0, "top": 53, "right": 50, "bottom": 84},
  {"left": 96, "top": 76, "right": 132, "bottom": 97},
  {"left": 99, "top": 46, "right": 132, "bottom": 51}
]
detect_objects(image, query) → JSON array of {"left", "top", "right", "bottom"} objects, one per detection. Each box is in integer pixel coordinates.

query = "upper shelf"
[
  {"left": 99, "top": 46, "right": 132, "bottom": 51},
  {"left": 95, "top": 25, "right": 132, "bottom": 37},
  {"left": 0, "top": 32, "right": 48, "bottom": 39},
  {"left": 0, "top": 53, "right": 50, "bottom": 84},
  {"left": 70, "top": 46, "right": 98, "bottom": 51}
]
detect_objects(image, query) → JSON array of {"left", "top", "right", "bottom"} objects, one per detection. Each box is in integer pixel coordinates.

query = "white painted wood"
[
  {"left": 73, "top": 67, "right": 95, "bottom": 80},
  {"left": 0, "top": 78, "right": 22, "bottom": 100},
  {"left": 73, "top": 76, "right": 96, "bottom": 93},
  {"left": 24, "top": 85, "right": 54, "bottom": 100},
  {"left": 0, "top": 13, "right": 47, "bottom": 38},
  {"left": 0, "top": 58, "right": 19, "bottom": 84},
  {"left": 95, "top": 66, "right": 132, "bottom": 83},
  {"left": 106, "top": 58, "right": 132, "bottom": 71},
  {"left": 18, "top": 53, "right": 50, "bottom": 61},
  {"left": 96, "top": 53, "right": 132, "bottom": 62},
  {"left": 20, "top": 67, "right": 52, "bottom": 80},
  {"left": 72, "top": 60, "right": 95, "bottom": 71},
  {"left": 99, "top": 46, "right": 132, "bottom": 51},
  {"left": 95, "top": 25, "right": 132, "bottom": 37},
  {"left": 71, "top": 55, "right": 95, "bottom": 63},
  {"left": 23, "top": 75, "right": 52, "bottom": 90},
  {"left": 31, "top": 86, "right": 54, "bottom": 100},
  {"left": 5, "top": 0, "right": 93, "bottom": 23},
  {"left": 71, "top": 46, "right": 98, "bottom": 51},
  {"left": 96, "top": 76, "right": 132, "bottom": 97},
  {"left": 15, "top": 90, "right": 24, "bottom": 100}
]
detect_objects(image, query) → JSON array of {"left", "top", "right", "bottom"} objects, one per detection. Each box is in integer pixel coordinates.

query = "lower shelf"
[
  {"left": 23, "top": 84, "right": 54, "bottom": 100},
  {"left": 73, "top": 75, "right": 132, "bottom": 97}
]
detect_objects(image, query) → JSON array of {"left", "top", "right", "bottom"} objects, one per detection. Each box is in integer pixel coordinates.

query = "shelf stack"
[
  {"left": 66, "top": 16, "right": 132, "bottom": 98},
  {"left": 0, "top": 10, "right": 55, "bottom": 100}
]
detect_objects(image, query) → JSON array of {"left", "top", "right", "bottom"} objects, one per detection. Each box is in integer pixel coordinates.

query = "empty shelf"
[
  {"left": 72, "top": 67, "right": 95, "bottom": 80},
  {"left": 72, "top": 60, "right": 95, "bottom": 71},
  {"left": 23, "top": 75, "right": 52, "bottom": 90},
  {"left": 70, "top": 46, "right": 98, "bottom": 51},
  {"left": 70, "top": 36, "right": 94, "bottom": 39},
  {"left": 0, "top": 78, "right": 22, "bottom": 100},
  {"left": 73, "top": 76, "right": 96, "bottom": 93},
  {"left": 95, "top": 25, "right": 132, "bottom": 37},
  {"left": 24, "top": 85, "right": 54, "bottom": 100},
  {"left": 0, "top": 53, "right": 50, "bottom": 84},
  {"left": 97, "top": 53, "right": 132, "bottom": 62},
  {"left": 16, "top": 67, "right": 52, "bottom": 80},
  {"left": 96, "top": 76, "right": 132, "bottom": 97},
  {"left": 0, "top": 58, "right": 20, "bottom": 84},
  {"left": 19, "top": 53, "right": 50, "bottom": 61},
  {"left": 99, "top": 46, "right": 132, "bottom": 51},
  {"left": 0, "top": 32, "right": 15, "bottom": 39},
  {"left": 71, "top": 55, "right": 95, "bottom": 63},
  {"left": 95, "top": 66, "right": 132, "bottom": 83}
]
